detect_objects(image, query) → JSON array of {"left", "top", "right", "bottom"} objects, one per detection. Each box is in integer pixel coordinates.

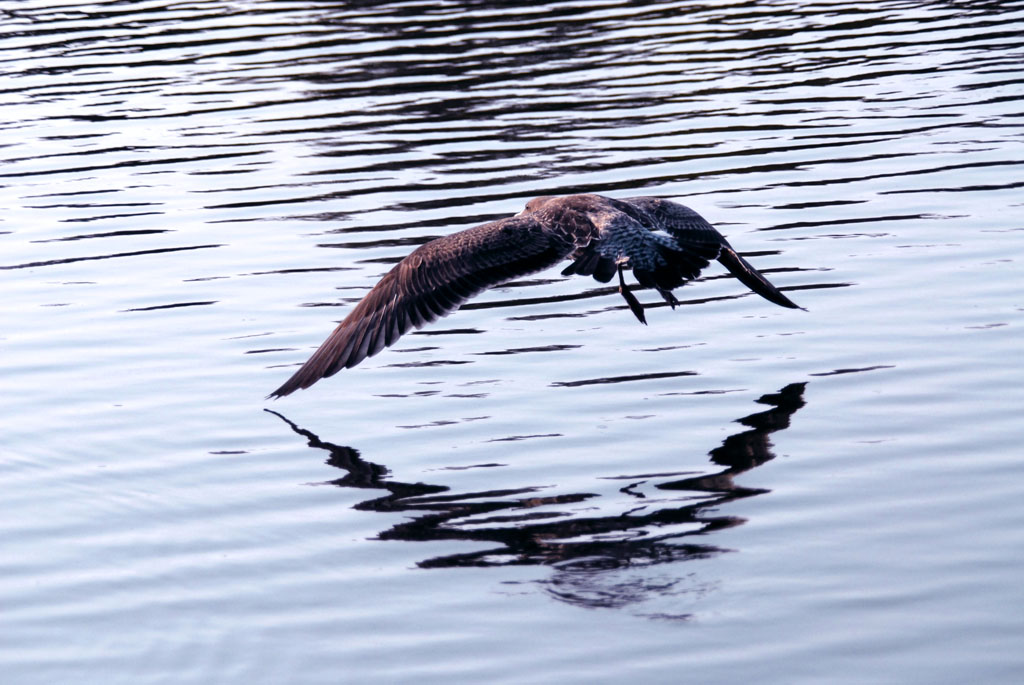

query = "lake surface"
[{"left": 3, "top": 0, "right": 1024, "bottom": 682}]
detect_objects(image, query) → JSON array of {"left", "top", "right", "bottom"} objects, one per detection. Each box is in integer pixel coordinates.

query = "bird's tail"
[{"left": 717, "top": 244, "right": 802, "bottom": 310}]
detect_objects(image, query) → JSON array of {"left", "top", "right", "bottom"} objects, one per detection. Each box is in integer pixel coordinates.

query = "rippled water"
[{"left": 3, "top": 0, "right": 1024, "bottom": 683}]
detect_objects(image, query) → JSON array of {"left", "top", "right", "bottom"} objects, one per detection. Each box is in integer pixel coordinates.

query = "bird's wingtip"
[
  {"left": 266, "top": 382, "right": 295, "bottom": 400},
  {"left": 777, "top": 292, "right": 807, "bottom": 312}
]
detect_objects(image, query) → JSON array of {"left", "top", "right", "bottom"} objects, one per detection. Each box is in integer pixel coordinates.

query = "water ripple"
[{"left": 4, "top": 0, "right": 1024, "bottom": 681}]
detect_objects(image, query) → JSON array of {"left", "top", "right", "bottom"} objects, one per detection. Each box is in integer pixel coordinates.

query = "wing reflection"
[{"left": 267, "top": 382, "right": 805, "bottom": 612}]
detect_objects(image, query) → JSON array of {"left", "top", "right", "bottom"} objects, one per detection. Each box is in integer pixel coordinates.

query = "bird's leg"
[
  {"left": 618, "top": 266, "right": 647, "bottom": 325},
  {"left": 657, "top": 288, "right": 679, "bottom": 309}
]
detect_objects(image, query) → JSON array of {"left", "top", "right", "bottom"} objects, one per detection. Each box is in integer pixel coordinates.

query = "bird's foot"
[
  {"left": 617, "top": 265, "right": 646, "bottom": 324},
  {"left": 657, "top": 288, "right": 679, "bottom": 309},
  {"left": 620, "top": 285, "right": 647, "bottom": 324}
]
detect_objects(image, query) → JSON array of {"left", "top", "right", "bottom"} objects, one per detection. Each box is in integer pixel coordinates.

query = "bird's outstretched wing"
[
  {"left": 716, "top": 243, "right": 800, "bottom": 309},
  {"left": 622, "top": 196, "right": 724, "bottom": 250},
  {"left": 623, "top": 196, "right": 800, "bottom": 310},
  {"left": 269, "top": 214, "right": 574, "bottom": 397}
]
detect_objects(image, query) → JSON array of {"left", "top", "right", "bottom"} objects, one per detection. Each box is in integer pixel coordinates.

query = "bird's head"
[{"left": 518, "top": 195, "right": 558, "bottom": 215}]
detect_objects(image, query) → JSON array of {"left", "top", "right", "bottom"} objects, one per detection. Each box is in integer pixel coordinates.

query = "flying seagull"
[{"left": 270, "top": 194, "right": 800, "bottom": 397}]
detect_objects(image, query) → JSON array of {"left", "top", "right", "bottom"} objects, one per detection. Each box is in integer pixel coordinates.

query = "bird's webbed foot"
[{"left": 618, "top": 266, "right": 647, "bottom": 325}]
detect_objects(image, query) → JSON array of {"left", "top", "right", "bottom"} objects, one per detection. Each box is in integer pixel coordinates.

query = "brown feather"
[
  {"left": 270, "top": 194, "right": 801, "bottom": 397},
  {"left": 269, "top": 214, "right": 575, "bottom": 397}
]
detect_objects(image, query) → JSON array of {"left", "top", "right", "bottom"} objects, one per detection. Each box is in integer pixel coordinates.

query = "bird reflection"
[{"left": 267, "top": 382, "right": 805, "bottom": 613}]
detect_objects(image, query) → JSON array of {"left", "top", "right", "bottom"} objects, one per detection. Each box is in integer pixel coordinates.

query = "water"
[{"left": 2, "top": 0, "right": 1024, "bottom": 682}]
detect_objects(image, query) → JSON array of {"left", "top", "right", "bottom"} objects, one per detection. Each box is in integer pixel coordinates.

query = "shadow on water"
[{"left": 267, "top": 382, "right": 806, "bottom": 614}]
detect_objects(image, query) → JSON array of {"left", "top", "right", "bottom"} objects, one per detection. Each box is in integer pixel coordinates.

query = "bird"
[{"left": 269, "top": 194, "right": 800, "bottom": 397}]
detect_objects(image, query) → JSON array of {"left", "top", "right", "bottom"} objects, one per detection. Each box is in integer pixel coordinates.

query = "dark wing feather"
[
  {"left": 624, "top": 196, "right": 799, "bottom": 309},
  {"left": 622, "top": 196, "right": 724, "bottom": 253},
  {"left": 270, "top": 214, "right": 573, "bottom": 397},
  {"left": 716, "top": 244, "right": 801, "bottom": 309},
  {"left": 561, "top": 202, "right": 721, "bottom": 292}
]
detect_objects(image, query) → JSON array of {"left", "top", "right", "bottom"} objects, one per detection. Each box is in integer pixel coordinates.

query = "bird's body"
[{"left": 270, "top": 194, "right": 799, "bottom": 397}]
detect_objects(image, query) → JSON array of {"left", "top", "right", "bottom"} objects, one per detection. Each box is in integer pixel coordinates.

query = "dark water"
[{"left": 3, "top": 1, "right": 1024, "bottom": 682}]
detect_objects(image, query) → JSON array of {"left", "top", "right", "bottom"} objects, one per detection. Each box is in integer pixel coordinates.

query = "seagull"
[{"left": 270, "top": 194, "right": 800, "bottom": 397}]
